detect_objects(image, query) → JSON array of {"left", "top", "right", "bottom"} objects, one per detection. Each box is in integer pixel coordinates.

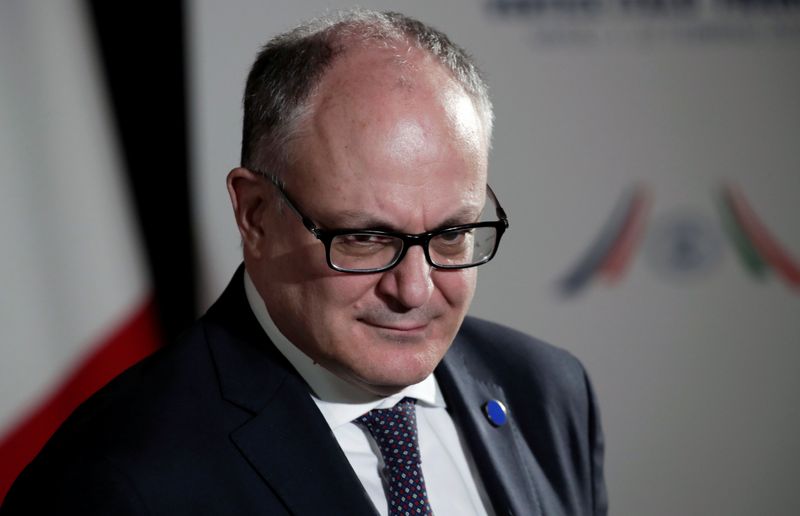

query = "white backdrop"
[{"left": 189, "top": 1, "right": 800, "bottom": 514}]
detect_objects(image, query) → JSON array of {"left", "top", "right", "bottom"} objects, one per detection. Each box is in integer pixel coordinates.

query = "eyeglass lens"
[{"left": 329, "top": 226, "right": 498, "bottom": 272}]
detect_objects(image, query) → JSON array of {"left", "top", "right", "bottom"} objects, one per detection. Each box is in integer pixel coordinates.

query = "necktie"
[{"left": 356, "top": 397, "right": 434, "bottom": 516}]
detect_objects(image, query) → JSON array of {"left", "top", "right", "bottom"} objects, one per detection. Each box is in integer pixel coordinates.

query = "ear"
[{"left": 227, "top": 167, "right": 270, "bottom": 258}]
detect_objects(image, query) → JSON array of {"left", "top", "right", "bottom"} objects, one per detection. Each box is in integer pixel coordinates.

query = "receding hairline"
[
  {"left": 288, "top": 37, "right": 490, "bottom": 166},
  {"left": 241, "top": 9, "right": 493, "bottom": 175}
]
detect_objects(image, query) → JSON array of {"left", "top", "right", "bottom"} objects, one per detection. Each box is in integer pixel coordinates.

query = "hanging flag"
[{"left": 0, "top": 0, "right": 160, "bottom": 501}]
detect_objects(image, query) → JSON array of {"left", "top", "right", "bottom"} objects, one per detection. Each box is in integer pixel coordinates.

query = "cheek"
[
  {"left": 433, "top": 268, "right": 477, "bottom": 308},
  {"left": 313, "top": 273, "right": 380, "bottom": 316}
]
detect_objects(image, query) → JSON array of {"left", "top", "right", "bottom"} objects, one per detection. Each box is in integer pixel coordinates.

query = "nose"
[{"left": 376, "top": 246, "right": 434, "bottom": 309}]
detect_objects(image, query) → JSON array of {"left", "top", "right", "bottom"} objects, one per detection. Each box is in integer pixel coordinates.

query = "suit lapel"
[
  {"left": 229, "top": 377, "right": 377, "bottom": 516},
  {"left": 203, "top": 267, "right": 376, "bottom": 516},
  {"left": 436, "top": 335, "right": 544, "bottom": 516}
]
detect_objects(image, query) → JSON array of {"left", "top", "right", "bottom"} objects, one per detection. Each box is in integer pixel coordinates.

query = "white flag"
[{"left": 0, "top": 0, "right": 160, "bottom": 500}]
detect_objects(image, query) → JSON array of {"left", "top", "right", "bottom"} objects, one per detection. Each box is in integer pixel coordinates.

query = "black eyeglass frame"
[{"left": 254, "top": 170, "right": 509, "bottom": 273}]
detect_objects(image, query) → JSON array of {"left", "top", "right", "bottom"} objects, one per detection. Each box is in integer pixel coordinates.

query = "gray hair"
[{"left": 240, "top": 9, "right": 493, "bottom": 176}]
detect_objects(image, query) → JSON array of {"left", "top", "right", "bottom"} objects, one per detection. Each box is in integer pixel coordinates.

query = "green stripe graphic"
[{"left": 718, "top": 189, "right": 768, "bottom": 279}]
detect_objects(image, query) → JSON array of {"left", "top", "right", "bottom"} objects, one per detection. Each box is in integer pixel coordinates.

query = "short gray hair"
[{"left": 240, "top": 9, "right": 493, "bottom": 176}]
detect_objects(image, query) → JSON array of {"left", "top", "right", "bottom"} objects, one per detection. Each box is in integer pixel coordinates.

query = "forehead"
[
  {"left": 288, "top": 45, "right": 488, "bottom": 229},
  {"left": 313, "top": 45, "right": 484, "bottom": 152}
]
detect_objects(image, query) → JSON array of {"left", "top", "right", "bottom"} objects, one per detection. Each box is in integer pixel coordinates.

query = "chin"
[
  {"left": 356, "top": 372, "right": 431, "bottom": 397},
  {"left": 355, "top": 344, "right": 445, "bottom": 394},
  {"left": 331, "top": 319, "right": 456, "bottom": 393}
]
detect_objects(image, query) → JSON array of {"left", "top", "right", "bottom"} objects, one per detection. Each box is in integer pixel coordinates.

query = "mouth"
[{"left": 358, "top": 319, "right": 431, "bottom": 334}]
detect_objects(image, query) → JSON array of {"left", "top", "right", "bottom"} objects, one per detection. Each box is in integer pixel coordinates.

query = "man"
[{"left": 2, "top": 10, "right": 606, "bottom": 516}]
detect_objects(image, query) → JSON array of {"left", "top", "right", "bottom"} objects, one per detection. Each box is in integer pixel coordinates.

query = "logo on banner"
[
  {"left": 558, "top": 184, "right": 800, "bottom": 296},
  {"left": 644, "top": 211, "right": 724, "bottom": 280}
]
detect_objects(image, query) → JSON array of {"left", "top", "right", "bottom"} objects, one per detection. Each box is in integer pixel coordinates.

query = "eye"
[
  {"left": 430, "top": 229, "right": 474, "bottom": 258},
  {"left": 339, "top": 234, "right": 395, "bottom": 246},
  {"left": 332, "top": 233, "right": 401, "bottom": 258},
  {"left": 437, "top": 228, "right": 471, "bottom": 245}
]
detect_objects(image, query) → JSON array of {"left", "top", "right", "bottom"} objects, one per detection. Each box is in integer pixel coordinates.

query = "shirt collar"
[{"left": 243, "top": 270, "right": 445, "bottom": 430}]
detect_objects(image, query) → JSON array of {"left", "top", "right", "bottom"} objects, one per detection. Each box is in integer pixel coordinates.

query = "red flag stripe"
[
  {"left": 0, "top": 298, "right": 160, "bottom": 502},
  {"left": 599, "top": 186, "right": 652, "bottom": 282}
]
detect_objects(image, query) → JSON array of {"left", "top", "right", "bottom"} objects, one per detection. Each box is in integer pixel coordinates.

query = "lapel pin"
[{"left": 483, "top": 399, "right": 508, "bottom": 427}]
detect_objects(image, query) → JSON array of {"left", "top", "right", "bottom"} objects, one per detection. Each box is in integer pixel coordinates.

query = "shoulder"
[
  {"left": 61, "top": 322, "right": 220, "bottom": 446},
  {"left": 448, "top": 316, "right": 594, "bottom": 423},
  {"left": 2, "top": 321, "right": 227, "bottom": 512},
  {"left": 454, "top": 316, "right": 587, "bottom": 388},
  {"left": 449, "top": 318, "right": 607, "bottom": 515},
  {"left": 37, "top": 319, "right": 217, "bottom": 442}
]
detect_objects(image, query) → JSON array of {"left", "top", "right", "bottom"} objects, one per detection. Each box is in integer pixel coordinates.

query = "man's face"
[{"left": 240, "top": 47, "right": 488, "bottom": 396}]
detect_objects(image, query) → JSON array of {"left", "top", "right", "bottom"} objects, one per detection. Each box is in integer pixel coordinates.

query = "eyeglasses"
[{"left": 254, "top": 170, "right": 509, "bottom": 274}]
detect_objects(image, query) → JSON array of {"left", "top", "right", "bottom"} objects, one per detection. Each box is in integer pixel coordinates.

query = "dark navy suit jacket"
[{"left": 2, "top": 268, "right": 607, "bottom": 515}]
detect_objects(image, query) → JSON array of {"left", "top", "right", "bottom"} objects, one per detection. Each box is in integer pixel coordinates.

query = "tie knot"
[{"left": 356, "top": 397, "right": 420, "bottom": 467}]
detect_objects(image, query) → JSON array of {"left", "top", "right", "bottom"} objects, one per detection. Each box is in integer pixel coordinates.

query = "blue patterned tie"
[{"left": 356, "top": 397, "right": 434, "bottom": 516}]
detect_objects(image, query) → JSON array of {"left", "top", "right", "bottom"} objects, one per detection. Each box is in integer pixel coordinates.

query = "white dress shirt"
[{"left": 244, "top": 272, "right": 491, "bottom": 516}]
